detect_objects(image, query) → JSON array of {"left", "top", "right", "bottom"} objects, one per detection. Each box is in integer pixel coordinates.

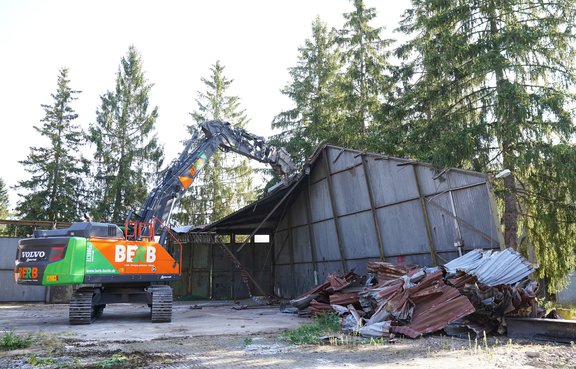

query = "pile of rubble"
[{"left": 290, "top": 248, "right": 545, "bottom": 339}]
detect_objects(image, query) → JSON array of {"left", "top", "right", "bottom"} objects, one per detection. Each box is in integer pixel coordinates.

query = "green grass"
[
  {"left": 97, "top": 353, "right": 129, "bottom": 368},
  {"left": 0, "top": 332, "right": 31, "bottom": 351},
  {"left": 280, "top": 312, "right": 340, "bottom": 345}
]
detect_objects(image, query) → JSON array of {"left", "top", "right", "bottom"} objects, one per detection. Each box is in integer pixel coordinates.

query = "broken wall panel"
[
  {"left": 452, "top": 187, "right": 501, "bottom": 249},
  {"left": 425, "top": 193, "right": 461, "bottom": 252}
]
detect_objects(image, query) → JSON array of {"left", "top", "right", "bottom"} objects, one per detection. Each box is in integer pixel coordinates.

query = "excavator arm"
[{"left": 128, "top": 120, "right": 295, "bottom": 243}]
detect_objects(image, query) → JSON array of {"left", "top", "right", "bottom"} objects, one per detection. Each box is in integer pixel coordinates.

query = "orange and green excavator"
[{"left": 14, "top": 120, "right": 295, "bottom": 324}]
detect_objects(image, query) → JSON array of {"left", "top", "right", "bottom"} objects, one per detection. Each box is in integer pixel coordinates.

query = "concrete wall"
[{"left": 0, "top": 238, "right": 46, "bottom": 302}]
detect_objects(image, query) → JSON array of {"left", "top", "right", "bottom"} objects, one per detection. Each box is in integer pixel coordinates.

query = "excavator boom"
[{"left": 14, "top": 119, "right": 296, "bottom": 324}]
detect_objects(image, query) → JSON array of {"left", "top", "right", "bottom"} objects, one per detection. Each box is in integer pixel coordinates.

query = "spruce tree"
[
  {"left": 0, "top": 178, "right": 8, "bottom": 235},
  {"left": 174, "top": 61, "right": 254, "bottom": 226},
  {"left": 389, "top": 0, "right": 576, "bottom": 290},
  {"left": 336, "top": 0, "right": 393, "bottom": 149},
  {"left": 88, "top": 46, "right": 163, "bottom": 222},
  {"left": 272, "top": 16, "right": 344, "bottom": 164},
  {"left": 0, "top": 178, "right": 8, "bottom": 219},
  {"left": 14, "top": 68, "right": 88, "bottom": 222}
]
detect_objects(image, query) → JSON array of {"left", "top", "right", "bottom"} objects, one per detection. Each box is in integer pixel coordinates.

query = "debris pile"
[{"left": 290, "top": 248, "right": 541, "bottom": 339}]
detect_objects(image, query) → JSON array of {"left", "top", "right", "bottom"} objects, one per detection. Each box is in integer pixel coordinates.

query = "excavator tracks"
[
  {"left": 69, "top": 287, "right": 98, "bottom": 325},
  {"left": 149, "top": 285, "right": 173, "bottom": 323}
]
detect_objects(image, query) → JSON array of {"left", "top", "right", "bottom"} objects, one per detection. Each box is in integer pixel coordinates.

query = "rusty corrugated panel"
[
  {"left": 391, "top": 294, "right": 475, "bottom": 338},
  {"left": 367, "top": 261, "right": 420, "bottom": 282},
  {"left": 329, "top": 292, "right": 359, "bottom": 306}
]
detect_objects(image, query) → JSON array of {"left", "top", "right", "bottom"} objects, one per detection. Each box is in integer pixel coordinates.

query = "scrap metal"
[{"left": 291, "top": 248, "right": 545, "bottom": 340}]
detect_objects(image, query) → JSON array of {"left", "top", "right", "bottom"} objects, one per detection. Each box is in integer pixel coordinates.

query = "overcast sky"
[{"left": 0, "top": 0, "right": 410, "bottom": 211}]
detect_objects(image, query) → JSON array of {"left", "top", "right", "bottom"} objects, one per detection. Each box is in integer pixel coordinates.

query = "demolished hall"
[
  {"left": 174, "top": 145, "right": 563, "bottom": 339},
  {"left": 176, "top": 145, "right": 504, "bottom": 300}
]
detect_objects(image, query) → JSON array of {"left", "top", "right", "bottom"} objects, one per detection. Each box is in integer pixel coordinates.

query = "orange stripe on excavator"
[{"left": 179, "top": 176, "right": 193, "bottom": 189}]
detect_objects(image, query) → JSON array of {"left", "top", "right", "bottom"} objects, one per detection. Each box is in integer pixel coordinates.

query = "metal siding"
[
  {"left": 366, "top": 157, "right": 419, "bottom": 207},
  {"left": 0, "top": 238, "right": 18, "bottom": 268},
  {"left": 274, "top": 230, "right": 291, "bottom": 264},
  {"left": 212, "top": 271, "right": 232, "bottom": 299},
  {"left": 339, "top": 211, "right": 380, "bottom": 259},
  {"left": 277, "top": 212, "right": 289, "bottom": 231},
  {"left": 188, "top": 271, "right": 210, "bottom": 299},
  {"left": 426, "top": 192, "right": 459, "bottom": 252},
  {"left": 312, "top": 220, "right": 341, "bottom": 261},
  {"left": 274, "top": 264, "right": 294, "bottom": 298},
  {"left": 414, "top": 165, "right": 451, "bottom": 197},
  {"left": 416, "top": 166, "right": 486, "bottom": 197},
  {"left": 387, "top": 253, "right": 433, "bottom": 268},
  {"left": 290, "top": 192, "right": 309, "bottom": 228},
  {"left": 347, "top": 258, "right": 370, "bottom": 275},
  {"left": 232, "top": 270, "right": 250, "bottom": 299},
  {"left": 292, "top": 226, "right": 312, "bottom": 263},
  {"left": 250, "top": 243, "right": 273, "bottom": 272},
  {"left": 376, "top": 200, "right": 430, "bottom": 257},
  {"left": 452, "top": 186, "right": 501, "bottom": 249},
  {"left": 309, "top": 179, "right": 333, "bottom": 222},
  {"left": 0, "top": 271, "right": 46, "bottom": 302},
  {"left": 0, "top": 238, "right": 47, "bottom": 302},
  {"left": 317, "top": 261, "right": 345, "bottom": 281},
  {"left": 310, "top": 156, "right": 327, "bottom": 183},
  {"left": 330, "top": 166, "right": 371, "bottom": 216},
  {"left": 327, "top": 147, "right": 362, "bottom": 173},
  {"left": 293, "top": 263, "right": 315, "bottom": 297}
]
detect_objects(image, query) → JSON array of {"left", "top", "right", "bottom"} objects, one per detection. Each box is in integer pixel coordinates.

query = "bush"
[
  {"left": 0, "top": 332, "right": 32, "bottom": 351},
  {"left": 280, "top": 312, "right": 340, "bottom": 345}
]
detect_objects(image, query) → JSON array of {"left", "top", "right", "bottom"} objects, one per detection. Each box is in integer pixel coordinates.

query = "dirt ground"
[{"left": 1, "top": 300, "right": 574, "bottom": 369}]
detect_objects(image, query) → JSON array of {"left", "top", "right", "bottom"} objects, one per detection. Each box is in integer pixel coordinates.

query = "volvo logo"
[
  {"left": 20, "top": 250, "right": 48, "bottom": 262},
  {"left": 22, "top": 251, "right": 46, "bottom": 258}
]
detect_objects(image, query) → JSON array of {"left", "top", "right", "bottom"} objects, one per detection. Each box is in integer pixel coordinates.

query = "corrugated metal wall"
[
  {"left": 172, "top": 233, "right": 273, "bottom": 300},
  {"left": 0, "top": 238, "right": 46, "bottom": 302},
  {"left": 273, "top": 147, "right": 503, "bottom": 298}
]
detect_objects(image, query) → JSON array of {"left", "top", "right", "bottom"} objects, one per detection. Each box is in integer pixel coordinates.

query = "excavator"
[{"left": 14, "top": 120, "right": 296, "bottom": 324}]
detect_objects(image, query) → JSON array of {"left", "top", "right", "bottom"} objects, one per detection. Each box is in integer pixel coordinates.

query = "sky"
[{"left": 0, "top": 0, "right": 410, "bottom": 212}]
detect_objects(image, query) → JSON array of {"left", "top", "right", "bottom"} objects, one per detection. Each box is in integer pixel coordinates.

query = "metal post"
[
  {"left": 304, "top": 175, "right": 320, "bottom": 284},
  {"left": 412, "top": 165, "right": 438, "bottom": 265},
  {"left": 322, "top": 149, "right": 348, "bottom": 273},
  {"left": 286, "top": 206, "right": 297, "bottom": 293},
  {"left": 361, "top": 154, "right": 386, "bottom": 261}
]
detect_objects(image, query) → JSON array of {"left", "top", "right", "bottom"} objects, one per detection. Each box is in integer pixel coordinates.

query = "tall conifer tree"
[
  {"left": 15, "top": 68, "right": 88, "bottom": 222},
  {"left": 0, "top": 178, "right": 8, "bottom": 235},
  {"left": 389, "top": 0, "right": 576, "bottom": 290},
  {"left": 174, "top": 61, "right": 254, "bottom": 225},
  {"left": 88, "top": 46, "right": 163, "bottom": 222},
  {"left": 272, "top": 16, "right": 344, "bottom": 164},
  {"left": 0, "top": 178, "right": 8, "bottom": 219},
  {"left": 336, "top": 0, "right": 393, "bottom": 149}
]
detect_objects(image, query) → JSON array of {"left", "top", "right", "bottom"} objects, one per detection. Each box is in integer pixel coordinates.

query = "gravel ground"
[{"left": 1, "top": 301, "right": 574, "bottom": 369}]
